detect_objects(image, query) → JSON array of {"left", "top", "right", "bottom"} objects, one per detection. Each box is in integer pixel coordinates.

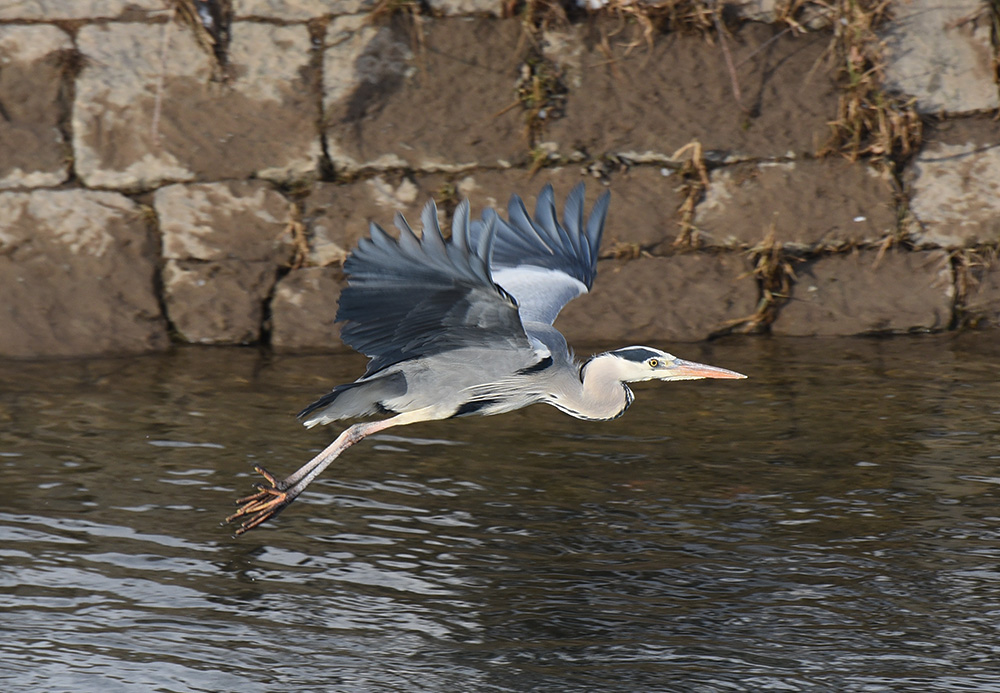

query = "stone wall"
[{"left": 1, "top": 0, "right": 998, "bottom": 358}]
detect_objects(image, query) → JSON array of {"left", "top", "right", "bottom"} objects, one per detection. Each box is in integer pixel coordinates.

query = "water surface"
[{"left": 2, "top": 335, "right": 999, "bottom": 691}]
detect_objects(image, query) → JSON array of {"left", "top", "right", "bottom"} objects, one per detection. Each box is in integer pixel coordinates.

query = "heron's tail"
[{"left": 297, "top": 372, "right": 406, "bottom": 428}]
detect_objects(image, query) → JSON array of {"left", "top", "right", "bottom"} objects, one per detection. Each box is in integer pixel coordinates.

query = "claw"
[{"left": 226, "top": 466, "right": 294, "bottom": 535}]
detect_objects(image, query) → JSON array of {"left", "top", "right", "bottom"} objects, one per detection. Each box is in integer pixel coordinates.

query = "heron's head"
[{"left": 603, "top": 346, "right": 747, "bottom": 383}]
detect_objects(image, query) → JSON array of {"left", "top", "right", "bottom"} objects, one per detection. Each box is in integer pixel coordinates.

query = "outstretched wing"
[
  {"left": 472, "top": 183, "right": 611, "bottom": 326},
  {"left": 337, "top": 199, "right": 531, "bottom": 377}
]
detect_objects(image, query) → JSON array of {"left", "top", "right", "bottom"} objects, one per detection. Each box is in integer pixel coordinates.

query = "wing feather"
[
  {"left": 337, "top": 200, "right": 529, "bottom": 377},
  {"left": 472, "top": 182, "right": 611, "bottom": 326}
]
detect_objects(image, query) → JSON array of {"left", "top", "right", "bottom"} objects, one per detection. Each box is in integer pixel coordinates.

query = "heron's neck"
[{"left": 551, "top": 354, "right": 633, "bottom": 421}]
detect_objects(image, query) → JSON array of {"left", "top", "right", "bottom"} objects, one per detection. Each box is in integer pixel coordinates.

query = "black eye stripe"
[{"left": 613, "top": 347, "right": 662, "bottom": 363}]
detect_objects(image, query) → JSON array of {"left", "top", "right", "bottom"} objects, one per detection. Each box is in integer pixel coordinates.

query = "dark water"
[{"left": 2, "top": 335, "right": 999, "bottom": 692}]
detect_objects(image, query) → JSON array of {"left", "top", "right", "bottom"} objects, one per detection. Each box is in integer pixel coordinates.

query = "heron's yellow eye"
[{"left": 648, "top": 358, "right": 659, "bottom": 368}]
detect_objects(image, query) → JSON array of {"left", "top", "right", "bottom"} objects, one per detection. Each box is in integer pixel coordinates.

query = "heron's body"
[
  {"left": 228, "top": 184, "right": 746, "bottom": 534},
  {"left": 299, "top": 345, "right": 635, "bottom": 426}
]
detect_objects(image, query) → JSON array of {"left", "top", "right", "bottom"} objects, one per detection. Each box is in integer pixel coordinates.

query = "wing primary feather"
[
  {"left": 451, "top": 199, "right": 470, "bottom": 250},
  {"left": 563, "top": 183, "right": 587, "bottom": 257},
  {"left": 586, "top": 190, "right": 611, "bottom": 266},
  {"left": 420, "top": 200, "right": 447, "bottom": 256},
  {"left": 476, "top": 184, "right": 612, "bottom": 326},
  {"left": 538, "top": 183, "right": 579, "bottom": 256},
  {"left": 533, "top": 184, "right": 572, "bottom": 254},
  {"left": 508, "top": 194, "right": 555, "bottom": 255},
  {"left": 395, "top": 212, "right": 422, "bottom": 257}
]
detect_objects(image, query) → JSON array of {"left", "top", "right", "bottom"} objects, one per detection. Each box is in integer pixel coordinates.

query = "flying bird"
[{"left": 227, "top": 183, "right": 745, "bottom": 534}]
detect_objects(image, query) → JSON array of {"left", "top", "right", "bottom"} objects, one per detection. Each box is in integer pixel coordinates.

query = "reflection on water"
[{"left": 1, "top": 335, "right": 999, "bottom": 691}]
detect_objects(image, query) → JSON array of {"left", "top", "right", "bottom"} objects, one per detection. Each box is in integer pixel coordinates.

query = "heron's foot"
[{"left": 226, "top": 466, "right": 295, "bottom": 535}]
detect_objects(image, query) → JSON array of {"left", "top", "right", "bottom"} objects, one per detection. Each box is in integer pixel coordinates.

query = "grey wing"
[
  {"left": 471, "top": 182, "right": 611, "bottom": 326},
  {"left": 336, "top": 199, "right": 532, "bottom": 377}
]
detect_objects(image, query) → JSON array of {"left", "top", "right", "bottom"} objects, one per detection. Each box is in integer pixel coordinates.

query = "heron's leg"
[{"left": 226, "top": 409, "right": 437, "bottom": 534}]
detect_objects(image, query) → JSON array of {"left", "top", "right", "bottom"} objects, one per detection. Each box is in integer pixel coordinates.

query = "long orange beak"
[{"left": 669, "top": 358, "right": 747, "bottom": 380}]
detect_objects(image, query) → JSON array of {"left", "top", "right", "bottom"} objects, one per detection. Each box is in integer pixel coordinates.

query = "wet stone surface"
[
  {"left": 882, "top": 0, "right": 998, "bottom": 114},
  {"left": 557, "top": 254, "right": 758, "bottom": 343},
  {"left": 0, "top": 0, "right": 164, "bottom": 20},
  {"left": 163, "top": 259, "right": 277, "bottom": 345},
  {"left": 454, "top": 167, "right": 685, "bottom": 254},
  {"left": 695, "top": 159, "right": 899, "bottom": 250},
  {"left": 960, "top": 259, "right": 1000, "bottom": 329},
  {"left": 774, "top": 250, "right": 954, "bottom": 337},
  {"left": 0, "top": 7, "right": 996, "bottom": 356},
  {"left": 155, "top": 181, "right": 294, "bottom": 345},
  {"left": 301, "top": 175, "right": 448, "bottom": 267},
  {"left": 156, "top": 181, "right": 294, "bottom": 263},
  {"left": 905, "top": 119, "right": 1000, "bottom": 249},
  {"left": 73, "top": 21, "right": 320, "bottom": 189},
  {"left": 0, "top": 190, "right": 167, "bottom": 357},
  {"left": 235, "top": 0, "right": 378, "bottom": 20},
  {"left": 270, "top": 267, "right": 346, "bottom": 352},
  {"left": 541, "top": 21, "right": 839, "bottom": 162},
  {"left": 323, "top": 16, "right": 528, "bottom": 172},
  {"left": 0, "top": 25, "right": 72, "bottom": 189}
]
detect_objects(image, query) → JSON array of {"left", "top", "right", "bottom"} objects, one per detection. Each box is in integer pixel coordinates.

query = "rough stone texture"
[
  {"left": 302, "top": 175, "right": 449, "bottom": 266},
  {"left": 453, "top": 166, "right": 686, "bottom": 253},
  {"left": 235, "top": 0, "right": 376, "bottom": 20},
  {"left": 961, "top": 258, "right": 1000, "bottom": 328},
  {"left": 154, "top": 181, "right": 294, "bottom": 344},
  {"left": 882, "top": 0, "right": 998, "bottom": 114},
  {"left": 452, "top": 168, "right": 587, "bottom": 213},
  {"left": 541, "top": 21, "right": 838, "bottom": 162},
  {"left": 906, "top": 119, "right": 1000, "bottom": 249},
  {"left": 0, "top": 190, "right": 168, "bottom": 357},
  {"left": 1, "top": 9, "right": 998, "bottom": 356},
  {"left": 736, "top": 0, "right": 782, "bottom": 22},
  {"left": 323, "top": 16, "right": 527, "bottom": 172},
  {"left": 694, "top": 159, "right": 899, "bottom": 250},
  {"left": 556, "top": 254, "right": 758, "bottom": 343},
  {"left": 0, "top": 0, "right": 163, "bottom": 20},
  {"left": 774, "top": 250, "right": 954, "bottom": 336},
  {"left": 74, "top": 21, "right": 320, "bottom": 190},
  {"left": 270, "top": 267, "right": 346, "bottom": 351},
  {"left": 426, "top": 0, "right": 503, "bottom": 15},
  {"left": 155, "top": 181, "right": 294, "bottom": 262},
  {"left": 163, "top": 260, "right": 276, "bottom": 344},
  {"left": 0, "top": 26, "right": 72, "bottom": 189},
  {"left": 736, "top": 0, "right": 831, "bottom": 27}
]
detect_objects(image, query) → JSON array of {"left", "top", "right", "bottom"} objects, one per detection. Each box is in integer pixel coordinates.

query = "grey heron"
[{"left": 227, "top": 183, "right": 746, "bottom": 534}]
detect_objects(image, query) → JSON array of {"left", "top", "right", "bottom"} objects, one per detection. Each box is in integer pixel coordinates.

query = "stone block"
[
  {"left": 0, "top": 26, "right": 72, "bottom": 189},
  {"left": 453, "top": 166, "right": 685, "bottom": 253},
  {"left": 0, "top": 0, "right": 163, "bottom": 20},
  {"left": 882, "top": 0, "right": 998, "bottom": 114},
  {"left": 906, "top": 121, "right": 1000, "bottom": 248},
  {"left": 236, "top": 0, "right": 376, "bottom": 20},
  {"left": 774, "top": 250, "right": 954, "bottom": 336},
  {"left": 0, "top": 190, "right": 168, "bottom": 357},
  {"left": 163, "top": 260, "right": 275, "bottom": 344},
  {"left": 270, "top": 267, "right": 346, "bottom": 351},
  {"left": 155, "top": 181, "right": 294, "bottom": 262},
  {"left": 426, "top": 0, "right": 503, "bottom": 15},
  {"left": 74, "top": 22, "right": 320, "bottom": 189},
  {"left": 155, "top": 181, "right": 294, "bottom": 344},
  {"left": 301, "top": 175, "right": 449, "bottom": 266},
  {"left": 734, "top": 0, "right": 832, "bottom": 28},
  {"left": 695, "top": 159, "right": 898, "bottom": 250},
  {"left": 541, "top": 21, "right": 838, "bottom": 162},
  {"left": 323, "top": 16, "right": 527, "bottom": 172},
  {"left": 960, "top": 257, "right": 1000, "bottom": 329},
  {"left": 556, "top": 254, "right": 758, "bottom": 344}
]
